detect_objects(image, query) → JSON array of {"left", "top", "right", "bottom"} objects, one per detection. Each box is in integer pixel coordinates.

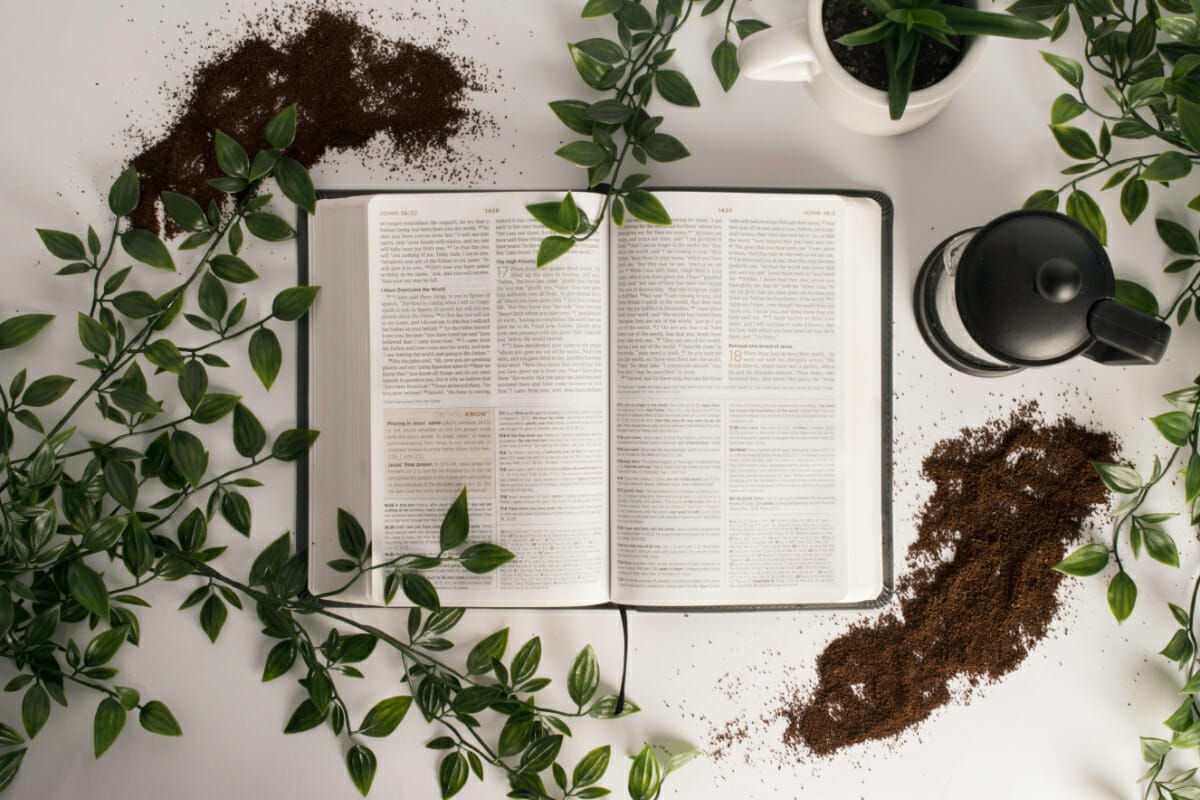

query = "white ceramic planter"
[{"left": 739, "top": 0, "right": 987, "bottom": 136}]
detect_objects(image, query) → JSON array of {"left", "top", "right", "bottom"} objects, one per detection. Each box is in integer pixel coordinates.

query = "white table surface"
[{"left": 2, "top": 1, "right": 1199, "bottom": 798}]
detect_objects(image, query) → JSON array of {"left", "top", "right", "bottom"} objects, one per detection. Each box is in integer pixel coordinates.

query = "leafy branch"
[
  {"left": 0, "top": 107, "right": 699, "bottom": 798},
  {"left": 529, "top": 0, "right": 768, "bottom": 267},
  {"left": 1013, "top": 0, "right": 1200, "bottom": 321}
]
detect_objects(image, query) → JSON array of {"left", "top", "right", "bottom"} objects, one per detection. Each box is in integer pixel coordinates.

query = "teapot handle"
[{"left": 1084, "top": 299, "right": 1171, "bottom": 366}]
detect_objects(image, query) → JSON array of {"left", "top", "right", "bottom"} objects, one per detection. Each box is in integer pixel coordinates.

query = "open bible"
[{"left": 300, "top": 189, "right": 892, "bottom": 609}]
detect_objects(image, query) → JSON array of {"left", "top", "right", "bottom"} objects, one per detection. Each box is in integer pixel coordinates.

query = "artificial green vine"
[
  {"left": 1014, "top": 0, "right": 1200, "bottom": 324},
  {"left": 0, "top": 107, "right": 696, "bottom": 799},
  {"left": 529, "top": 0, "right": 767, "bottom": 267}
]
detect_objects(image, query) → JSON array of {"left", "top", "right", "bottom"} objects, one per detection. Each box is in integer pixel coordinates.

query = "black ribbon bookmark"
[{"left": 613, "top": 606, "right": 629, "bottom": 716}]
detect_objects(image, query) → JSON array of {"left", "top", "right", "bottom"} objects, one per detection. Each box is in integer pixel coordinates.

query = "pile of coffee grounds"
[
  {"left": 823, "top": 0, "right": 965, "bottom": 92},
  {"left": 130, "top": 4, "right": 493, "bottom": 233},
  {"left": 781, "top": 405, "right": 1117, "bottom": 755}
]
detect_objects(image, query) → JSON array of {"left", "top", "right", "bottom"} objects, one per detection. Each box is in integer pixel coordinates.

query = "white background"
[{"left": 1, "top": 0, "right": 1199, "bottom": 798}]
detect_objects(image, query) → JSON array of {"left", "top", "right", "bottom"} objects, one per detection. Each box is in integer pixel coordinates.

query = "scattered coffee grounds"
[
  {"left": 781, "top": 404, "right": 1117, "bottom": 755},
  {"left": 823, "top": 0, "right": 964, "bottom": 92},
  {"left": 130, "top": 4, "right": 493, "bottom": 233}
]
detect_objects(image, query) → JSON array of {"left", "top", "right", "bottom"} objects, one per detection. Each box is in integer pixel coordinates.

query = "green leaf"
[
  {"left": 113, "top": 290, "right": 161, "bottom": 319},
  {"left": 249, "top": 328, "right": 282, "bottom": 389},
  {"left": 1157, "top": 218, "right": 1198, "bottom": 255},
  {"left": 521, "top": 735, "right": 563, "bottom": 773},
  {"left": 1052, "top": 543, "right": 1109, "bottom": 576},
  {"left": 1093, "top": 461, "right": 1141, "bottom": 493},
  {"left": 169, "top": 430, "right": 208, "bottom": 486},
  {"left": 1142, "top": 735, "right": 1171, "bottom": 762},
  {"left": 537, "top": 236, "right": 575, "bottom": 267},
  {"left": 548, "top": 100, "right": 594, "bottom": 135},
  {"left": 161, "top": 192, "right": 207, "bottom": 231},
  {"left": 508, "top": 637, "right": 542, "bottom": 686},
  {"left": 359, "top": 696, "right": 412, "bottom": 737},
  {"left": 21, "top": 686, "right": 48, "bottom": 739},
  {"left": 1108, "top": 570, "right": 1137, "bottom": 622},
  {"left": 527, "top": 202, "right": 573, "bottom": 235},
  {"left": 93, "top": 697, "right": 125, "bottom": 758},
  {"left": 198, "top": 273, "right": 228, "bottom": 321},
  {"left": 21, "top": 375, "right": 73, "bottom": 407},
  {"left": 265, "top": 104, "right": 298, "bottom": 148},
  {"left": 232, "top": 404, "right": 266, "bottom": 458},
  {"left": 192, "top": 393, "right": 240, "bottom": 424},
  {"left": 1049, "top": 125, "right": 1097, "bottom": 159},
  {"left": 272, "top": 286, "right": 320, "bottom": 320},
  {"left": 628, "top": 744, "right": 662, "bottom": 800},
  {"left": 262, "top": 640, "right": 296, "bottom": 682},
  {"left": 120, "top": 229, "right": 174, "bottom": 270},
  {"left": 1164, "top": 628, "right": 1194, "bottom": 662},
  {"left": 221, "top": 492, "right": 252, "bottom": 537},
  {"left": 1041, "top": 51, "right": 1083, "bottom": 86},
  {"left": 1114, "top": 279, "right": 1159, "bottom": 316},
  {"left": 1144, "top": 527, "right": 1180, "bottom": 567},
  {"left": 1050, "top": 93, "right": 1087, "bottom": 124},
  {"left": 624, "top": 191, "right": 671, "bottom": 225},
  {"left": 568, "top": 645, "right": 600, "bottom": 707},
  {"left": 583, "top": 99, "right": 631, "bottom": 125},
  {"left": 582, "top": 0, "right": 622, "bottom": 15},
  {"left": 1178, "top": 98, "right": 1200, "bottom": 154},
  {"left": 712, "top": 40, "right": 739, "bottom": 91},
  {"left": 142, "top": 339, "right": 185, "bottom": 374},
  {"left": 574, "top": 745, "right": 611, "bottom": 787},
  {"left": 556, "top": 141, "right": 609, "bottom": 167},
  {"left": 0, "top": 314, "right": 53, "bottom": 350},
  {"left": 208, "top": 177, "right": 247, "bottom": 194},
  {"left": 136, "top": 701, "right": 182, "bottom": 737},
  {"left": 1065, "top": 189, "right": 1106, "bottom": 245},
  {"left": 36, "top": 229, "right": 86, "bottom": 260},
  {"left": 1142, "top": 152, "right": 1193, "bottom": 182},
  {"left": 77, "top": 312, "right": 111, "bottom": 356},
  {"left": 439, "top": 752, "right": 470, "bottom": 799},
  {"left": 575, "top": 37, "right": 625, "bottom": 63},
  {"left": 84, "top": 626, "right": 129, "bottom": 667},
  {"left": 271, "top": 428, "right": 319, "bottom": 461},
  {"left": 284, "top": 698, "right": 326, "bottom": 733},
  {"left": 460, "top": 542, "right": 515, "bottom": 573},
  {"left": 337, "top": 509, "right": 368, "bottom": 561},
  {"left": 274, "top": 157, "right": 317, "bottom": 215},
  {"left": 214, "top": 130, "right": 250, "bottom": 178},
  {"left": 1160, "top": 14, "right": 1200, "bottom": 42},
  {"left": 245, "top": 212, "right": 296, "bottom": 242},
  {"left": 439, "top": 487, "right": 470, "bottom": 551},
  {"left": 402, "top": 573, "right": 440, "bottom": 611},
  {"left": 210, "top": 254, "right": 259, "bottom": 283},
  {"left": 198, "top": 595, "right": 227, "bottom": 643},
  {"left": 567, "top": 42, "right": 610, "bottom": 89},
  {"left": 346, "top": 744, "right": 377, "bottom": 797},
  {"left": 68, "top": 560, "right": 110, "bottom": 619},
  {"left": 642, "top": 133, "right": 689, "bottom": 162},
  {"left": 108, "top": 167, "right": 140, "bottom": 217},
  {"left": 467, "top": 628, "right": 509, "bottom": 675},
  {"left": 1119, "top": 179, "right": 1148, "bottom": 225},
  {"left": 736, "top": 18, "right": 771, "bottom": 37},
  {"left": 249, "top": 149, "right": 279, "bottom": 182},
  {"left": 1151, "top": 411, "right": 1191, "bottom": 446},
  {"left": 655, "top": 69, "right": 700, "bottom": 106},
  {"left": 177, "top": 508, "right": 207, "bottom": 551}
]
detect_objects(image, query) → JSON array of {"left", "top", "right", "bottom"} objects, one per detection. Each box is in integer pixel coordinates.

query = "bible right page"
[{"left": 609, "top": 191, "right": 884, "bottom": 608}]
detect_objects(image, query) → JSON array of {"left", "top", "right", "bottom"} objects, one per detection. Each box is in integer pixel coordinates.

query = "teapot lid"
[{"left": 956, "top": 210, "right": 1114, "bottom": 367}]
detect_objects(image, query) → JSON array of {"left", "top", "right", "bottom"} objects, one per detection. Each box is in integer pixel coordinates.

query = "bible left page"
[{"left": 363, "top": 192, "right": 610, "bottom": 607}]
